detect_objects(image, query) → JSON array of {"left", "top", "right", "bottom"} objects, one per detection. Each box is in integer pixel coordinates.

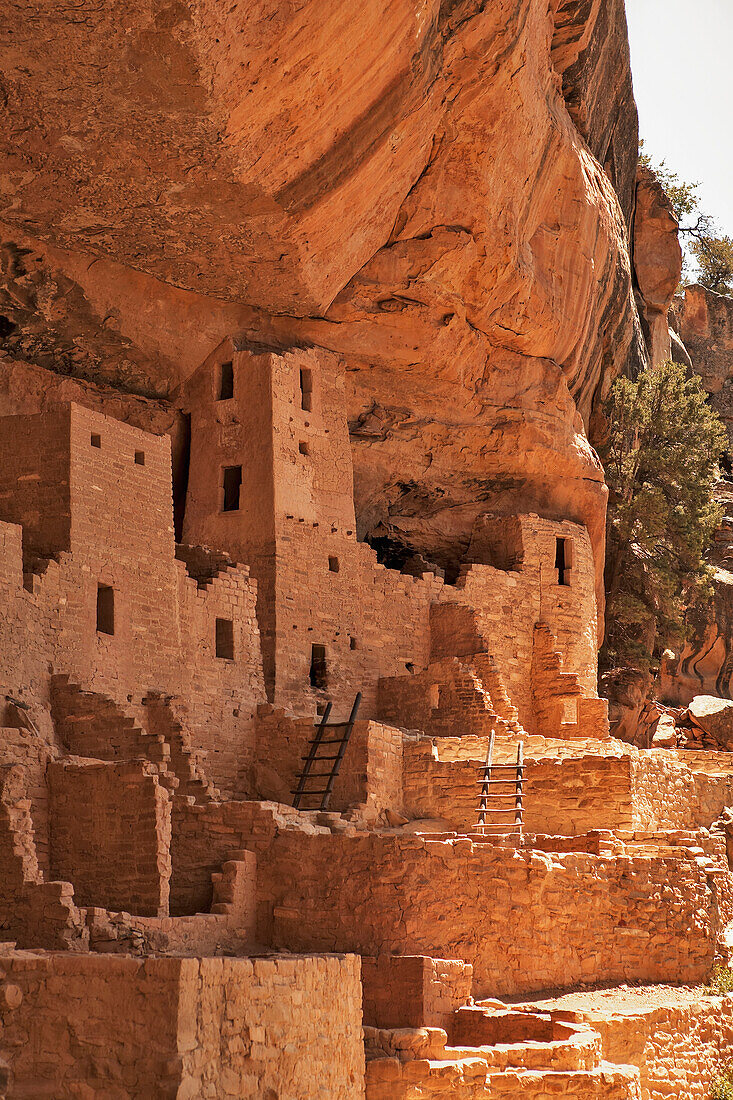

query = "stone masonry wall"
[
  {"left": 257, "top": 833, "right": 720, "bottom": 997},
  {"left": 48, "top": 760, "right": 172, "bottom": 917},
  {"left": 578, "top": 993, "right": 733, "bottom": 1100},
  {"left": 0, "top": 403, "right": 266, "bottom": 806},
  {"left": 272, "top": 518, "right": 443, "bottom": 719},
  {"left": 437, "top": 516, "right": 598, "bottom": 731},
  {"left": 176, "top": 559, "right": 265, "bottom": 796},
  {"left": 402, "top": 738, "right": 733, "bottom": 836},
  {"left": 180, "top": 954, "right": 364, "bottom": 1099},
  {"left": 0, "top": 951, "right": 365, "bottom": 1099},
  {"left": 402, "top": 740, "right": 637, "bottom": 834},
  {"left": 362, "top": 955, "right": 473, "bottom": 1031},
  {"left": 252, "top": 711, "right": 403, "bottom": 815}
]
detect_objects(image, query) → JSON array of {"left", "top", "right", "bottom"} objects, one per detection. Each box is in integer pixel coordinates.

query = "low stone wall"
[
  {"left": 0, "top": 950, "right": 364, "bottom": 1099},
  {"left": 403, "top": 738, "right": 733, "bottom": 836},
  {"left": 630, "top": 751, "right": 733, "bottom": 831},
  {"left": 527, "top": 988, "right": 733, "bottom": 1100},
  {"left": 403, "top": 740, "right": 636, "bottom": 834},
  {"left": 258, "top": 833, "right": 722, "bottom": 997},
  {"left": 362, "top": 955, "right": 473, "bottom": 1031},
  {"left": 595, "top": 995, "right": 733, "bottom": 1099}
]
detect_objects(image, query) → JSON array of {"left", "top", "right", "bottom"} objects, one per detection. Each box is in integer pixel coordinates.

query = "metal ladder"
[
  {"left": 291, "top": 693, "right": 362, "bottom": 811},
  {"left": 475, "top": 730, "right": 524, "bottom": 835}
]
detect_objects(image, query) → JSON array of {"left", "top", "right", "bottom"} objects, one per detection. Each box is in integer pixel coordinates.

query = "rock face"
[
  {"left": 633, "top": 165, "right": 682, "bottom": 367},
  {"left": 0, "top": 0, "right": 647, "bottom": 601},
  {"left": 675, "top": 284, "right": 733, "bottom": 450}
]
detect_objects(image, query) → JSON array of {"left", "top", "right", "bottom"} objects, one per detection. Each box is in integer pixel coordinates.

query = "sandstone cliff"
[{"left": 0, "top": 0, "right": 652, "bottom": 604}]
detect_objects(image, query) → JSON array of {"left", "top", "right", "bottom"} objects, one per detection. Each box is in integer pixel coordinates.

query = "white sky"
[{"left": 626, "top": 0, "right": 733, "bottom": 236}]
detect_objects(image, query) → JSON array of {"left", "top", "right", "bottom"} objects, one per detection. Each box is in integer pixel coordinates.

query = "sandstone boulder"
[
  {"left": 651, "top": 713, "right": 678, "bottom": 749},
  {"left": 685, "top": 695, "right": 733, "bottom": 748}
]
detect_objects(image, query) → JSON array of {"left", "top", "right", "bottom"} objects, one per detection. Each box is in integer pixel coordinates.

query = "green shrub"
[
  {"left": 706, "top": 965, "right": 733, "bottom": 996},
  {"left": 711, "top": 1071, "right": 733, "bottom": 1100},
  {"left": 601, "top": 360, "right": 726, "bottom": 671}
]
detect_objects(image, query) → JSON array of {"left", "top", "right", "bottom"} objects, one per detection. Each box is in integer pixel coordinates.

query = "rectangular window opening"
[
  {"left": 309, "top": 644, "right": 328, "bottom": 690},
  {"left": 96, "top": 584, "right": 115, "bottom": 635},
  {"left": 134, "top": 451, "right": 145, "bottom": 466},
  {"left": 215, "top": 618, "right": 234, "bottom": 660},
  {"left": 299, "top": 367, "right": 313, "bottom": 412},
  {"left": 349, "top": 636, "right": 358, "bottom": 651},
  {"left": 90, "top": 433, "right": 101, "bottom": 449},
  {"left": 555, "top": 537, "right": 571, "bottom": 586},
  {"left": 299, "top": 441, "right": 310, "bottom": 456},
  {"left": 222, "top": 466, "right": 242, "bottom": 512},
  {"left": 218, "top": 361, "right": 234, "bottom": 401},
  {"left": 328, "top": 556, "right": 339, "bottom": 573}
]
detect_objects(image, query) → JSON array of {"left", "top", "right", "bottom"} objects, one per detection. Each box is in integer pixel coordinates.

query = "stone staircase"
[
  {"left": 464, "top": 653, "right": 525, "bottom": 736},
  {"left": 365, "top": 1003, "right": 641, "bottom": 1099},
  {"left": 50, "top": 676, "right": 217, "bottom": 803}
]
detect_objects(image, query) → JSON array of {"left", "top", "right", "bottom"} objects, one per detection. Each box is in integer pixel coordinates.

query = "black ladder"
[
  {"left": 475, "top": 731, "right": 524, "bottom": 835},
  {"left": 291, "top": 693, "right": 362, "bottom": 811}
]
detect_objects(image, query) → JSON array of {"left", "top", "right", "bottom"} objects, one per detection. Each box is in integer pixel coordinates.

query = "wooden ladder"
[
  {"left": 291, "top": 693, "right": 362, "bottom": 811},
  {"left": 475, "top": 730, "right": 525, "bottom": 836}
]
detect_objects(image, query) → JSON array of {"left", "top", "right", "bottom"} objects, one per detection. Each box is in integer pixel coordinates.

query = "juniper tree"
[{"left": 601, "top": 360, "right": 726, "bottom": 671}]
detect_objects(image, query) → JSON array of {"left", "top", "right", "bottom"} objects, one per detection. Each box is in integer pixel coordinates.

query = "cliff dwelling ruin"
[{"left": 0, "top": 0, "right": 732, "bottom": 1097}]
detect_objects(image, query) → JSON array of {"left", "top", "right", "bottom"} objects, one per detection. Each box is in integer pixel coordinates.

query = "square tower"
[{"left": 181, "top": 341, "right": 357, "bottom": 699}]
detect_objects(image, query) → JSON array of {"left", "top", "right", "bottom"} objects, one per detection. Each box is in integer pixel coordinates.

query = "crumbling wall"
[
  {"left": 176, "top": 559, "right": 265, "bottom": 797},
  {"left": 48, "top": 760, "right": 172, "bottom": 917}
]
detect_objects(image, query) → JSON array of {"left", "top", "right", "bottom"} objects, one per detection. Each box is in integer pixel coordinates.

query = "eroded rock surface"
[
  {"left": 0, "top": 0, "right": 648, "bottom": 599},
  {"left": 676, "top": 285, "right": 733, "bottom": 448},
  {"left": 633, "top": 165, "right": 682, "bottom": 367}
]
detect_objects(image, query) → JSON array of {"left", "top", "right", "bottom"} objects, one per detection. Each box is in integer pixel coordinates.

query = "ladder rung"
[
  {"left": 476, "top": 779, "right": 522, "bottom": 785},
  {"left": 475, "top": 807, "right": 522, "bottom": 814},
  {"left": 307, "top": 738, "right": 348, "bottom": 745},
  {"left": 481, "top": 764, "right": 524, "bottom": 771},
  {"left": 298, "top": 771, "right": 336, "bottom": 778},
  {"left": 301, "top": 754, "right": 340, "bottom": 761},
  {"left": 291, "top": 789, "right": 330, "bottom": 796}
]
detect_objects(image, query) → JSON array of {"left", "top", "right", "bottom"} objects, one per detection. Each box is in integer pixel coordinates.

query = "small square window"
[
  {"left": 299, "top": 441, "right": 310, "bottom": 456},
  {"left": 215, "top": 618, "right": 234, "bottom": 660},
  {"left": 328, "top": 556, "right": 339, "bottom": 573},
  {"left": 222, "top": 466, "right": 242, "bottom": 512},
  {"left": 349, "top": 636, "right": 358, "bottom": 651},
  {"left": 90, "top": 433, "right": 101, "bottom": 448},
  {"left": 134, "top": 451, "right": 145, "bottom": 466},
  {"left": 218, "top": 361, "right": 234, "bottom": 401},
  {"left": 96, "top": 584, "right": 114, "bottom": 635}
]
